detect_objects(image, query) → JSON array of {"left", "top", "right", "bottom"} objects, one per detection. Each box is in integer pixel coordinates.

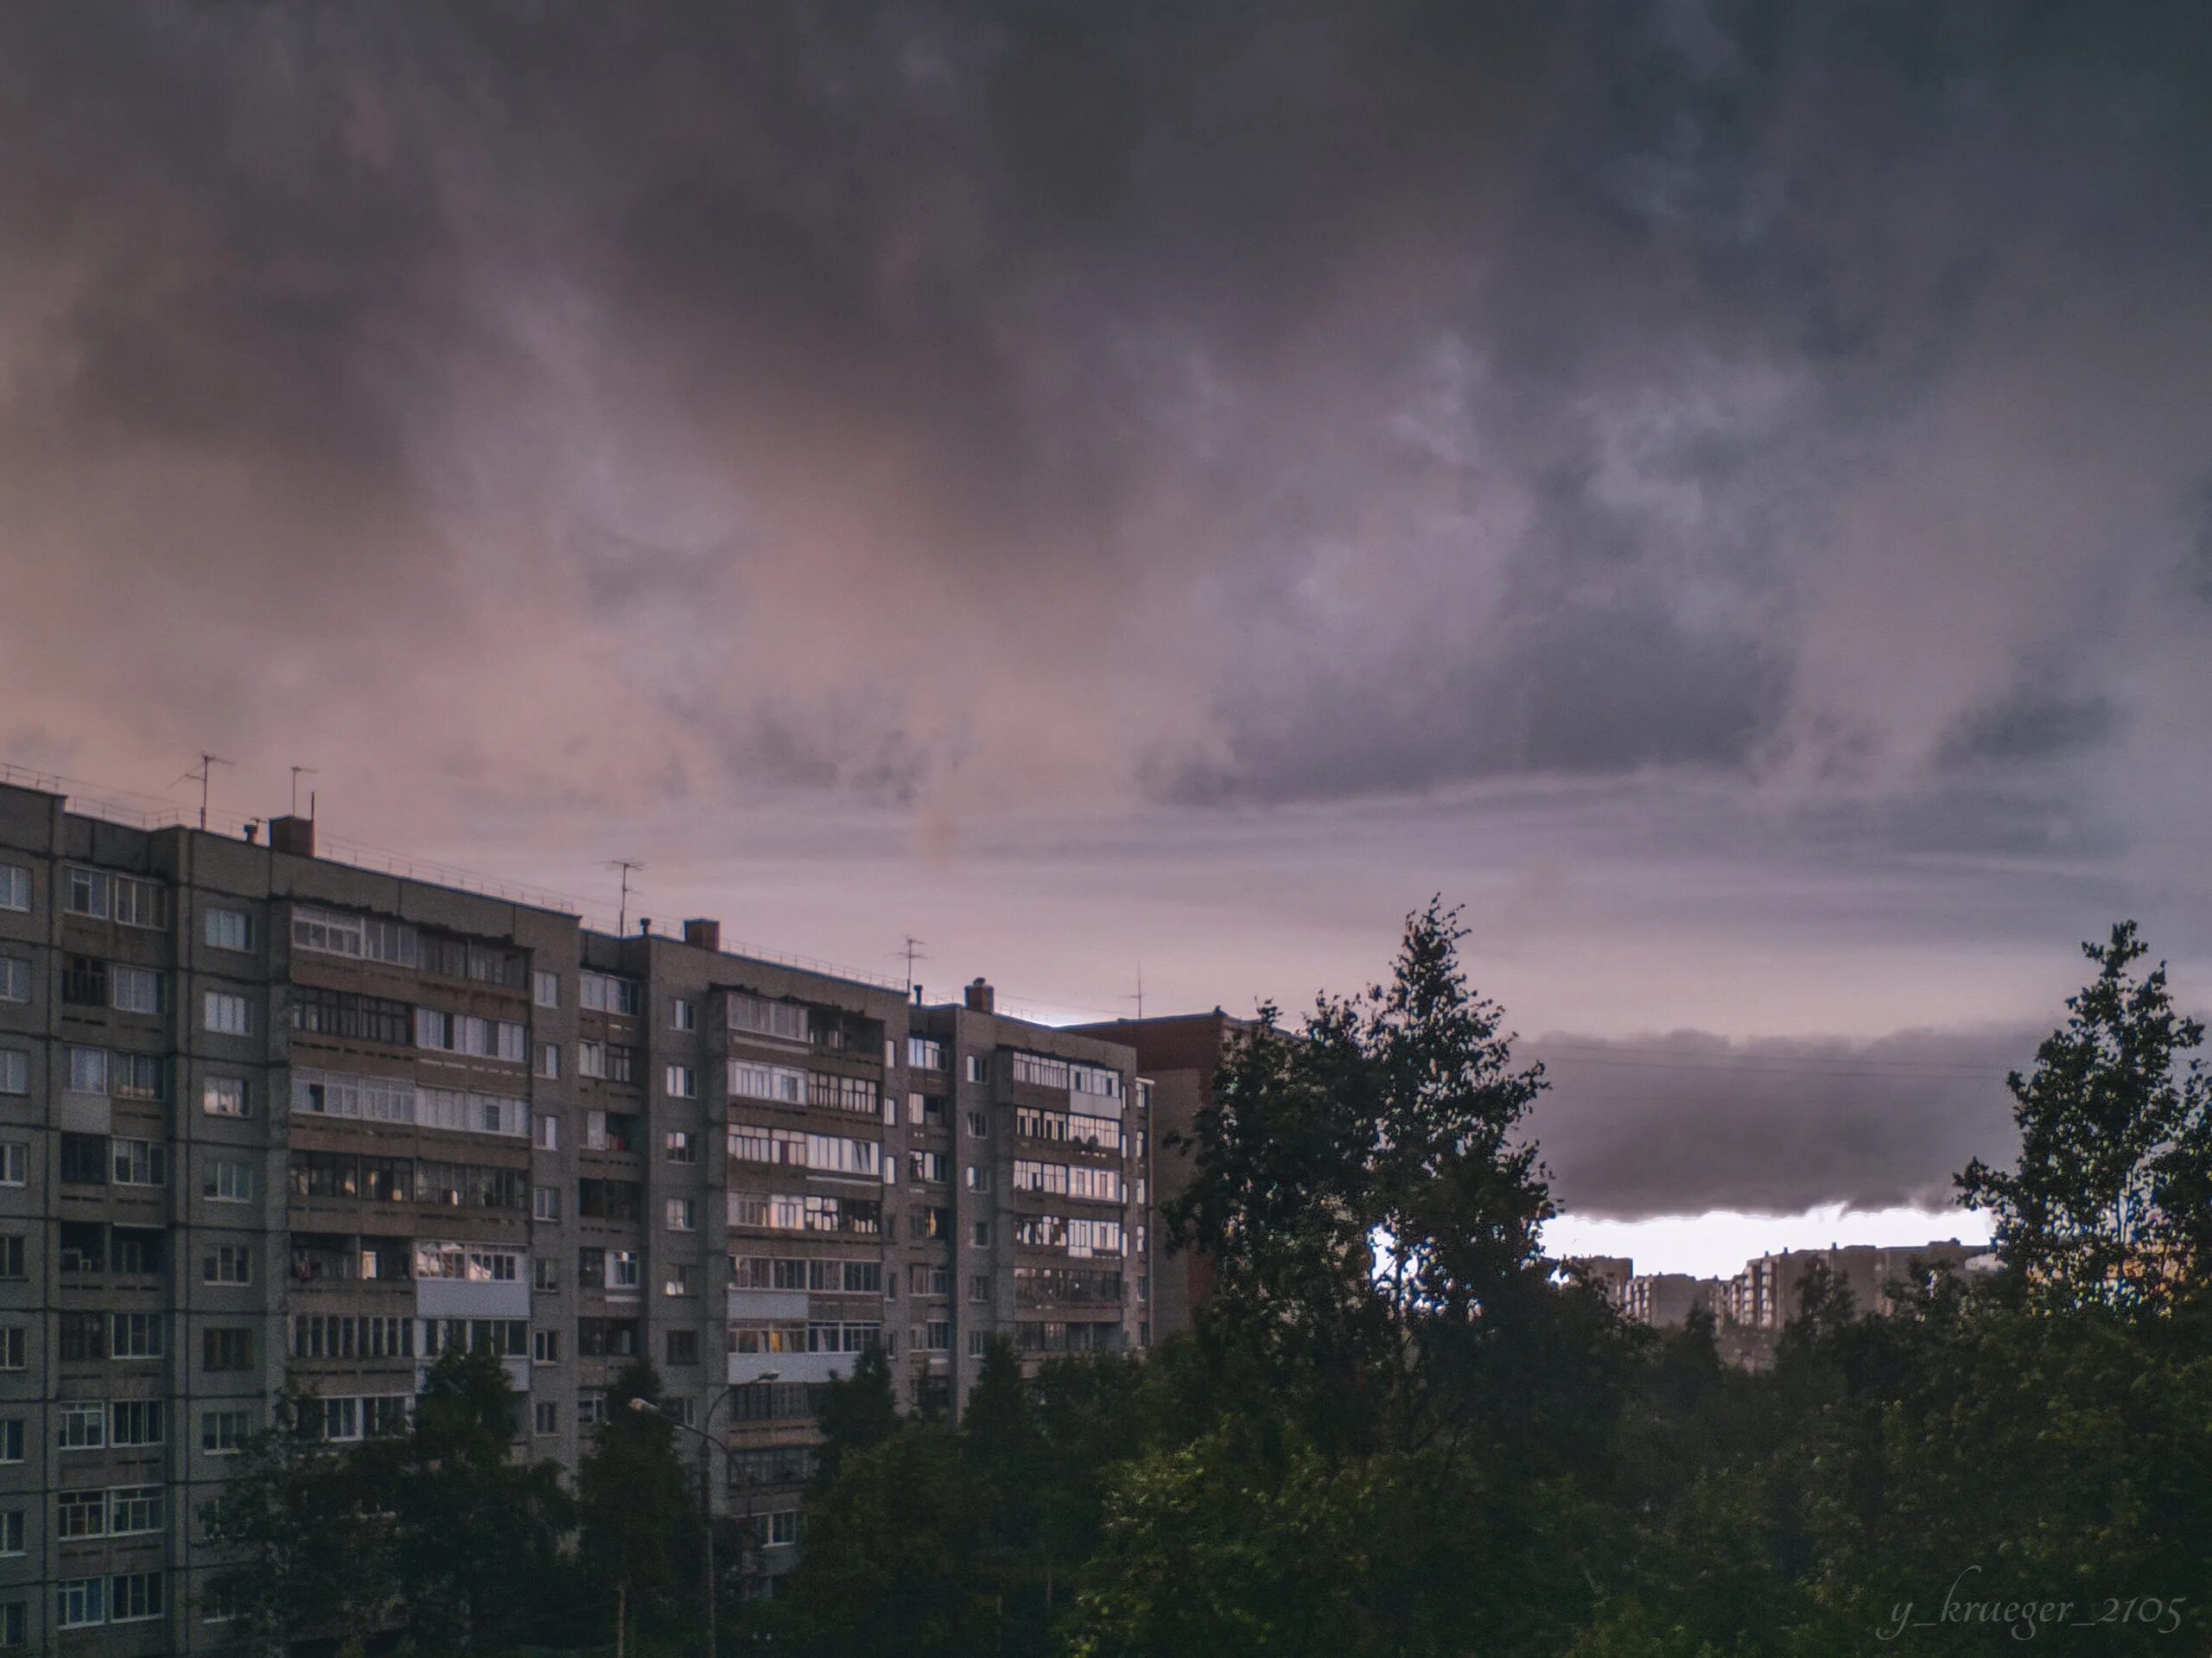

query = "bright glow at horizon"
[{"left": 1545, "top": 1204, "right": 1995, "bottom": 1280}]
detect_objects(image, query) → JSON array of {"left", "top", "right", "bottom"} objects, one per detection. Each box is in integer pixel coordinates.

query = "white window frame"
[{"left": 203, "top": 990, "right": 251, "bottom": 1036}]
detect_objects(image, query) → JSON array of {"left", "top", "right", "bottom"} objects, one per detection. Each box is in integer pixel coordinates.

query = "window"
[
  {"left": 532, "top": 1330, "right": 559, "bottom": 1364},
  {"left": 907, "top": 1035, "right": 945, "bottom": 1070},
  {"left": 111, "top": 964, "right": 163, "bottom": 1014},
  {"left": 586, "top": 1110, "right": 641, "bottom": 1153},
  {"left": 967, "top": 1330, "right": 988, "bottom": 1358},
  {"left": 64, "top": 868, "right": 165, "bottom": 930},
  {"left": 0, "top": 865, "right": 25, "bottom": 912},
  {"left": 110, "top": 1571, "right": 163, "bottom": 1624},
  {"left": 0, "top": 1422, "right": 19, "bottom": 1463},
  {"left": 107, "top": 1313, "right": 161, "bottom": 1359},
  {"left": 108, "top": 1485, "right": 162, "bottom": 1536},
  {"left": 580, "top": 972, "right": 641, "bottom": 1016},
  {"left": 202, "top": 1075, "right": 249, "bottom": 1117},
  {"left": 0, "top": 1330, "right": 20, "bottom": 1372},
  {"left": 534, "top": 969, "right": 561, "bottom": 1008},
  {"left": 0, "top": 1510, "right": 19, "bottom": 1558},
  {"left": 534, "top": 1185, "right": 562, "bottom": 1221},
  {"left": 666, "top": 1329, "right": 699, "bottom": 1365},
  {"left": 576, "top": 1318, "right": 639, "bottom": 1358},
  {"left": 537, "top": 1043, "right": 561, "bottom": 1079},
  {"left": 293, "top": 905, "right": 368, "bottom": 959},
  {"left": 0, "top": 1055, "right": 21, "bottom": 1097},
  {"left": 58, "top": 1402, "right": 105, "bottom": 1452},
  {"left": 664, "top": 1263, "right": 696, "bottom": 1298},
  {"left": 111, "top": 1401, "right": 163, "bottom": 1447},
  {"left": 664, "top": 1129, "right": 696, "bottom": 1164},
  {"left": 534, "top": 1400, "right": 560, "bottom": 1435},
  {"left": 0, "top": 1238, "right": 18, "bottom": 1283},
  {"left": 968, "top": 1109, "right": 989, "bottom": 1138},
  {"left": 965, "top": 1053, "right": 988, "bottom": 1083},
  {"left": 965, "top": 1165, "right": 991, "bottom": 1191},
  {"left": 536, "top": 1113, "right": 559, "bottom": 1150},
  {"left": 729, "top": 1060, "right": 807, "bottom": 1103},
  {"left": 665, "top": 1198, "right": 696, "bottom": 1232},
  {"left": 204, "top": 1327, "right": 253, "bottom": 1371},
  {"left": 204, "top": 990, "right": 251, "bottom": 1035},
  {"left": 969, "top": 1273, "right": 991, "bottom": 1303},
  {"left": 290, "top": 984, "right": 411, "bottom": 1045},
  {"left": 205, "top": 905, "right": 251, "bottom": 950},
  {"left": 60, "top": 1133, "right": 107, "bottom": 1185},
  {"left": 671, "top": 997, "right": 696, "bottom": 1031},
  {"left": 908, "top": 1150, "right": 949, "bottom": 1184},
  {"left": 110, "top": 1053, "right": 164, "bottom": 1102},
  {"left": 728, "top": 993, "right": 809, "bottom": 1043},
  {"left": 533, "top": 1256, "right": 559, "bottom": 1292},
  {"left": 113, "top": 1137, "right": 166, "bottom": 1186},
  {"left": 664, "top": 1064, "right": 696, "bottom": 1098},
  {"left": 973, "top": 1221, "right": 992, "bottom": 1248},
  {"left": 576, "top": 1393, "right": 607, "bottom": 1427},
  {"left": 202, "top": 1409, "right": 251, "bottom": 1453},
  {"left": 202, "top": 1243, "right": 253, "bottom": 1286},
  {"left": 416, "top": 1009, "right": 525, "bottom": 1062},
  {"left": 203, "top": 1158, "right": 255, "bottom": 1203},
  {"left": 0, "top": 957, "right": 25, "bottom": 1005},
  {"left": 766, "top": 1509, "right": 798, "bottom": 1547},
  {"left": 67, "top": 1045, "right": 107, "bottom": 1094},
  {"left": 66, "top": 867, "right": 105, "bottom": 918},
  {"left": 57, "top": 1577, "right": 105, "bottom": 1629},
  {"left": 809, "top": 1072, "right": 880, "bottom": 1115}
]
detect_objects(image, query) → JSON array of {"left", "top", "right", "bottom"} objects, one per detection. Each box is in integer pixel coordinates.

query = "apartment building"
[
  {"left": 1066, "top": 1012, "right": 1243, "bottom": 1340},
  {"left": 909, "top": 981, "right": 1152, "bottom": 1417},
  {"left": 0, "top": 778, "right": 1148, "bottom": 1651},
  {"left": 1618, "top": 1240, "right": 1993, "bottom": 1342}
]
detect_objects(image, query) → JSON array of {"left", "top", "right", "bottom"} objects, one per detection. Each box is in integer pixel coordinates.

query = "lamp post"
[{"left": 633, "top": 1371, "right": 779, "bottom": 1658}]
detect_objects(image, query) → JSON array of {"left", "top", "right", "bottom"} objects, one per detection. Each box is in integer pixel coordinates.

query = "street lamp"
[{"left": 633, "top": 1371, "right": 780, "bottom": 1658}]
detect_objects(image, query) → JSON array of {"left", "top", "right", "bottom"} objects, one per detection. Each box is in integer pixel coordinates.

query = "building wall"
[
  {"left": 912, "top": 988, "right": 1147, "bottom": 1420},
  {"left": 0, "top": 780, "right": 1154, "bottom": 1648},
  {"left": 1065, "top": 1012, "right": 1241, "bottom": 1341}
]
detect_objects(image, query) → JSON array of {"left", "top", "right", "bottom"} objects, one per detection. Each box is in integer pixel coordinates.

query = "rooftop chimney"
[
  {"left": 268, "top": 815, "right": 315, "bottom": 858},
  {"left": 683, "top": 918, "right": 721, "bottom": 951},
  {"left": 638, "top": 917, "right": 652, "bottom": 937},
  {"left": 965, "top": 977, "right": 995, "bottom": 1014}
]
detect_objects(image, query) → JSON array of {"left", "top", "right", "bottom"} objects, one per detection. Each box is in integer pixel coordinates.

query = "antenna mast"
[
  {"left": 901, "top": 936, "right": 927, "bottom": 994},
  {"left": 608, "top": 860, "right": 644, "bottom": 935},
  {"left": 178, "top": 753, "right": 232, "bottom": 830},
  {"left": 289, "top": 765, "right": 320, "bottom": 817}
]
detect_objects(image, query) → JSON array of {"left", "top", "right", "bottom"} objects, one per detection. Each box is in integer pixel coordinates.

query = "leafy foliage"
[
  {"left": 1959, "top": 920, "right": 2212, "bottom": 1312},
  {"left": 201, "top": 916, "right": 2212, "bottom": 1658}
]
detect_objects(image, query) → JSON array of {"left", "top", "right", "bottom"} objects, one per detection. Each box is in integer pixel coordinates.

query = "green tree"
[
  {"left": 1959, "top": 920, "right": 2212, "bottom": 1312},
  {"left": 378, "top": 1344, "right": 573, "bottom": 1648},
  {"left": 1169, "top": 898, "right": 1555, "bottom": 1453},
  {"left": 779, "top": 1423, "right": 988, "bottom": 1658},
  {"left": 198, "top": 1387, "right": 393, "bottom": 1654},
  {"left": 814, "top": 1342, "right": 898, "bottom": 1483},
  {"left": 578, "top": 1360, "right": 699, "bottom": 1648}
]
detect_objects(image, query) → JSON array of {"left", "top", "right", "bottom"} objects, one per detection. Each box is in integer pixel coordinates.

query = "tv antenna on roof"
[
  {"left": 607, "top": 860, "right": 644, "bottom": 935},
  {"left": 1129, "top": 962, "right": 1144, "bottom": 1022},
  {"left": 175, "top": 753, "right": 232, "bottom": 830},
  {"left": 898, "top": 936, "right": 928, "bottom": 995},
  {"left": 288, "top": 765, "right": 319, "bottom": 817}
]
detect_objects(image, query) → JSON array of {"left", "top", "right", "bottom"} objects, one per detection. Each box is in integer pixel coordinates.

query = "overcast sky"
[{"left": 3, "top": 3, "right": 2209, "bottom": 1267}]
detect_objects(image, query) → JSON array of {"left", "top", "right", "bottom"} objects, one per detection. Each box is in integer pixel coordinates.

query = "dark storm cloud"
[
  {"left": 1, "top": 0, "right": 2209, "bottom": 831},
  {"left": 1529, "top": 1025, "right": 2032, "bottom": 1222}
]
